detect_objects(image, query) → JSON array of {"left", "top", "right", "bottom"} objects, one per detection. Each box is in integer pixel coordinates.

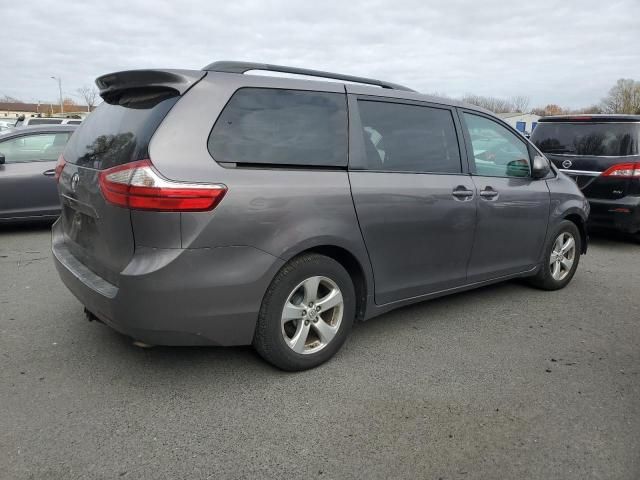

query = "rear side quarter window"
[{"left": 208, "top": 88, "right": 348, "bottom": 167}]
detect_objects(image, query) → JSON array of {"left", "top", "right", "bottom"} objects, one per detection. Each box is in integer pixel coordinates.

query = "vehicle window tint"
[
  {"left": 208, "top": 88, "right": 347, "bottom": 167},
  {"left": 463, "top": 113, "right": 531, "bottom": 178},
  {"left": 355, "top": 100, "right": 461, "bottom": 173},
  {"left": 531, "top": 122, "right": 640, "bottom": 156},
  {"left": 63, "top": 91, "right": 179, "bottom": 169},
  {"left": 0, "top": 133, "right": 71, "bottom": 163}
]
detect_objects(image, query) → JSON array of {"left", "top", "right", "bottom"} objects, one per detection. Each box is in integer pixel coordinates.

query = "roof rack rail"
[{"left": 202, "top": 61, "right": 415, "bottom": 92}]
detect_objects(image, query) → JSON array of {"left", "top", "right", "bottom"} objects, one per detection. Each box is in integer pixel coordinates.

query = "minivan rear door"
[
  {"left": 348, "top": 94, "right": 477, "bottom": 305},
  {"left": 57, "top": 71, "right": 203, "bottom": 285}
]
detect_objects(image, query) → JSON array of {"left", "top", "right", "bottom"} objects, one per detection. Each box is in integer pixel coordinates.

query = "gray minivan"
[{"left": 52, "top": 62, "right": 589, "bottom": 370}]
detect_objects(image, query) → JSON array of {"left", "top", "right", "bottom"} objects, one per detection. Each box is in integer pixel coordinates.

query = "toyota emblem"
[
  {"left": 70, "top": 173, "right": 80, "bottom": 192},
  {"left": 562, "top": 159, "right": 573, "bottom": 169}
]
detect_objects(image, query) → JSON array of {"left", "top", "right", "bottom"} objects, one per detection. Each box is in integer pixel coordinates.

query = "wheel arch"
[
  {"left": 563, "top": 211, "right": 588, "bottom": 254},
  {"left": 286, "top": 243, "right": 370, "bottom": 322}
]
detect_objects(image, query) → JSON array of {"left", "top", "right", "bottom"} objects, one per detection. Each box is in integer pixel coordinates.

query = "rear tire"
[
  {"left": 253, "top": 253, "right": 355, "bottom": 371},
  {"left": 528, "top": 220, "right": 581, "bottom": 290}
]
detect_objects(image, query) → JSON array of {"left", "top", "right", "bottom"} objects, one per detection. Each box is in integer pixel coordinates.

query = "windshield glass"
[{"left": 531, "top": 122, "right": 640, "bottom": 156}]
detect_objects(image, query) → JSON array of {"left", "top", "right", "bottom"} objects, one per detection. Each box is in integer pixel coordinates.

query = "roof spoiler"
[
  {"left": 202, "top": 60, "right": 416, "bottom": 92},
  {"left": 95, "top": 69, "right": 206, "bottom": 102}
]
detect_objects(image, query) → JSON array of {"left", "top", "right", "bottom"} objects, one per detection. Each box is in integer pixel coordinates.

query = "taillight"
[
  {"left": 601, "top": 162, "right": 640, "bottom": 178},
  {"left": 98, "top": 159, "right": 227, "bottom": 212},
  {"left": 54, "top": 154, "right": 66, "bottom": 182}
]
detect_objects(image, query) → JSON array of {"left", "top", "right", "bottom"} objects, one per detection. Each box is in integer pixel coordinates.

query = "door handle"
[
  {"left": 43, "top": 169, "right": 56, "bottom": 177},
  {"left": 479, "top": 187, "right": 499, "bottom": 200},
  {"left": 452, "top": 186, "right": 474, "bottom": 201}
]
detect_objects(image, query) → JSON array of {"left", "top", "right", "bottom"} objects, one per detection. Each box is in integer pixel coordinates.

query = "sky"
[{"left": 1, "top": 0, "right": 639, "bottom": 109}]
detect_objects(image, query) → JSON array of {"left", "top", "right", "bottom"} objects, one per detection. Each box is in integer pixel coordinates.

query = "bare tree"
[
  {"left": 531, "top": 104, "right": 565, "bottom": 116},
  {"left": 572, "top": 105, "right": 602, "bottom": 114},
  {"left": 600, "top": 79, "right": 640, "bottom": 114},
  {"left": 63, "top": 97, "right": 77, "bottom": 106},
  {"left": 461, "top": 94, "right": 515, "bottom": 113},
  {"left": 427, "top": 91, "right": 451, "bottom": 99},
  {"left": 76, "top": 85, "right": 99, "bottom": 112},
  {"left": 510, "top": 95, "right": 530, "bottom": 113},
  {"left": 0, "top": 94, "right": 22, "bottom": 103}
]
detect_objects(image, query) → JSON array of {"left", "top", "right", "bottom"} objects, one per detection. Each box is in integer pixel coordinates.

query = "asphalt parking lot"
[{"left": 1, "top": 224, "right": 638, "bottom": 479}]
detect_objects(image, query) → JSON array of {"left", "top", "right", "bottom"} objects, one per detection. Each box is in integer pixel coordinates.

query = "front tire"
[
  {"left": 528, "top": 220, "right": 581, "bottom": 290},
  {"left": 253, "top": 253, "right": 355, "bottom": 371}
]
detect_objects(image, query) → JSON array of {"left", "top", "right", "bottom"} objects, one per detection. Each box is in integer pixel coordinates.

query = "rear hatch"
[
  {"left": 531, "top": 118, "right": 640, "bottom": 200},
  {"left": 57, "top": 69, "right": 204, "bottom": 285}
]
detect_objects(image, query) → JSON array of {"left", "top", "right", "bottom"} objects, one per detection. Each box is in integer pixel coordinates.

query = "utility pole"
[{"left": 51, "top": 76, "right": 63, "bottom": 114}]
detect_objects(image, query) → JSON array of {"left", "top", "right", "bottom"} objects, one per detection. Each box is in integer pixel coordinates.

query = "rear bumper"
[
  {"left": 52, "top": 220, "right": 284, "bottom": 346},
  {"left": 587, "top": 196, "right": 640, "bottom": 234}
]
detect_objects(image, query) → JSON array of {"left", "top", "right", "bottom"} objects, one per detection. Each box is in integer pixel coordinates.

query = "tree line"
[
  {"left": 3, "top": 79, "right": 640, "bottom": 117},
  {"left": 0, "top": 86, "right": 100, "bottom": 111},
  {"left": 456, "top": 78, "right": 640, "bottom": 116}
]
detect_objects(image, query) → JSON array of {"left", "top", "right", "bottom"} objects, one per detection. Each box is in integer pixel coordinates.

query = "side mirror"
[
  {"left": 0, "top": 153, "right": 5, "bottom": 165},
  {"left": 531, "top": 155, "right": 551, "bottom": 179},
  {"left": 506, "top": 159, "right": 530, "bottom": 178}
]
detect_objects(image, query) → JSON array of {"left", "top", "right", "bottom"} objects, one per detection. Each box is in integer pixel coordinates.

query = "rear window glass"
[
  {"left": 208, "top": 88, "right": 347, "bottom": 167},
  {"left": 63, "top": 90, "right": 179, "bottom": 169},
  {"left": 532, "top": 122, "right": 640, "bottom": 156},
  {"left": 354, "top": 100, "right": 462, "bottom": 173}
]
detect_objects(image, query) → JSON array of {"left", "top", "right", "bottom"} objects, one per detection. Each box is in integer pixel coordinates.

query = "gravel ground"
[{"left": 1, "top": 223, "right": 638, "bottom": 480}]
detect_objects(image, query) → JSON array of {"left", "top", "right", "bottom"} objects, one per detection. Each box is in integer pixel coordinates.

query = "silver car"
[
  {"left": 0, "top": 124, "right": 76, "bottom": 222},
  {"left": 52, "top": 62, "right": 589, "bottom": 370}
]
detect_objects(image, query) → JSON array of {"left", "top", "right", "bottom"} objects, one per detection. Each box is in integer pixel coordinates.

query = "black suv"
[{"left": 531, "top": 115, "right": 640, "bottom": 240}]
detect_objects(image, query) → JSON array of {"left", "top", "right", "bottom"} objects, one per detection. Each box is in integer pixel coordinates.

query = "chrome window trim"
[
  {"left": 559, "top": 169, "right": 601, "bottom": 176},
  {"left": 547, "top": 153, "right": 640, "bottom": 158}
]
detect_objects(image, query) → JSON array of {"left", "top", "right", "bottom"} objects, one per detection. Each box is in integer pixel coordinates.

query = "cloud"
[{"left": 1, "top": 0, "right": 638, "bottom": 108}]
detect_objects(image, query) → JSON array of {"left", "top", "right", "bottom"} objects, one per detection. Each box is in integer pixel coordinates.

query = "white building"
[{"left": 496, "top": 112, "right": 541, "bottom": 135}]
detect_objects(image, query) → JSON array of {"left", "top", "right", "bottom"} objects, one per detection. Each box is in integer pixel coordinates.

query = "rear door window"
[
  {"left": 208, "top": 88, "right": 347, "bottom": 167},
  {"left": 354, "top": 100, "right": 462, "bottom": 173},
  {"left": 0, "top": 132, "right": 71, "bottom": 163}
]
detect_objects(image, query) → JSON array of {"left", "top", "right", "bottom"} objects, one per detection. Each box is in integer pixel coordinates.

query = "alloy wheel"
[
  {"left": 281, "top": 276, "right": 344, "bottom": 355},
  {"left": 550, "top": 232, "right": 576, "bottom": 281}
]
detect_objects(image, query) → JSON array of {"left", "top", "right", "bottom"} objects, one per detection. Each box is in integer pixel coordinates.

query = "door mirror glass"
[{"left": 531, "top": 155, "right": 551, "bottom": 179}]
